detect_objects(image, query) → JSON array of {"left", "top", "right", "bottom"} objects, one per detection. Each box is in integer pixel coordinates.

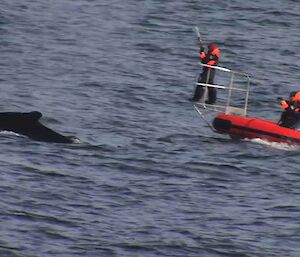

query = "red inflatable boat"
[
  {"left": 213, "top": 113, "right": 300, "bottom": 145},
  {"left": 193, "top": 64, "right": 300, "bottom": 145}
]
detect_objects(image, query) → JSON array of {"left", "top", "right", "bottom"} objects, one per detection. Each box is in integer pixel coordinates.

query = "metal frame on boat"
[{"left": 193, "top": 63, "right": 251, "bottom": 117}]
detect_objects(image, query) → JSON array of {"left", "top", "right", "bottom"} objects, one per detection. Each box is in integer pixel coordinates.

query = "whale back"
[{"left": 0, "top": 111, "right": 75, "bottom": 143}]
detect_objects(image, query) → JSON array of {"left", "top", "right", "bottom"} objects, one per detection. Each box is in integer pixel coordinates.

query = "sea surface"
[{"left": 0, "top": 1, "right": 300, "bottom": 256}]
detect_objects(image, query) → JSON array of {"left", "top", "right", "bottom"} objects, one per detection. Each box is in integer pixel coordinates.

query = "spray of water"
[{"left": 244, "top": 138, "right": 300, "bottom": 151}]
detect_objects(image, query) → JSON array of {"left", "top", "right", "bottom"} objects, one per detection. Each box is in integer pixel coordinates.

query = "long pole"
[
  {"left": 194, "top": 105, "right": 216, "bottom": 132},
  {"left": 194, "top": 26, "right": 202, "bottom": 45}
]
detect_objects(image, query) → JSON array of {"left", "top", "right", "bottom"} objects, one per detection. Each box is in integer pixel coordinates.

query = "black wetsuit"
[
  {"left": 192, "top": 47, "right": 220, "bottom": 103},
  {"left": 278, "top": 102, "right": 300, "bottom": 128}
]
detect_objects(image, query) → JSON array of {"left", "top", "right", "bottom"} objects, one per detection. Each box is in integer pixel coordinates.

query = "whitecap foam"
[
  {"left": 0, "top": 130, "right": 23, "bottom": 137},
  {"left": 244, "top": 138, "right": 300, "bottom": 151}
]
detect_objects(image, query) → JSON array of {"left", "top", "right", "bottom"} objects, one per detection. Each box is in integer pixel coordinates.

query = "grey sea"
[{"left": 1, "top": 1, "right": 300, "bottom": 256}]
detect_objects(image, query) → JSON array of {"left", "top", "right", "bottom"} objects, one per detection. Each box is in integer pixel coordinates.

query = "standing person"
[{"left": 191, "top": 43, "right": 221, "bottom": 104}]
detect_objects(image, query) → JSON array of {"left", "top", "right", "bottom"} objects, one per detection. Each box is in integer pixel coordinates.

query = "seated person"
[{"left": 278, "top": 91, "right": 300, "bottom": 128}]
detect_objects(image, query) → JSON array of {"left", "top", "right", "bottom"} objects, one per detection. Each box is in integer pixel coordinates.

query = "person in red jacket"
[
  {"left": 278, "top": 91, "right": 300, "bottom": 128},
  {"left": 191, "top": 43, "right": 221, "bottom": 103}
]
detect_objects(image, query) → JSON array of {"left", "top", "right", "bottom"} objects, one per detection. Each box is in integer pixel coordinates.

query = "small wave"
[
  {"left": 69, "top": 136, "right": 81, "bottom": 144},
  {"left": 244, "top": 138, "right": 300, "bottom": 151}
]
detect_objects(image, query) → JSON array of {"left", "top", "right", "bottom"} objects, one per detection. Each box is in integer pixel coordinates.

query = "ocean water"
[{"left": 0, "top": 1, "right": 300, "bottom": 256}]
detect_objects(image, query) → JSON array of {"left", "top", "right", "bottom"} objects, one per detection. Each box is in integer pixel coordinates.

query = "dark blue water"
[{"left": 1, "top": 1, "right": 300, "bottom": 256}]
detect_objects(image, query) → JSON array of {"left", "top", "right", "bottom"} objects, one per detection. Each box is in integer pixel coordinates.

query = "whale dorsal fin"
[{"left": 23, "top": 111, "right": 43, "bottom": 121}]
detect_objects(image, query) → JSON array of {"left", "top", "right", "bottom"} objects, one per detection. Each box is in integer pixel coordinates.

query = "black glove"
[
  {"left": 277, "top": 97, "right": 284, "bottom": 101},
  {"left": 199, "top": 45, "right": 204, "bottom": 52}
]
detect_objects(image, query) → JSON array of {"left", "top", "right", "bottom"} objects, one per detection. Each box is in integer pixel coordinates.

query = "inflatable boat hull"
[{"left": 213, "top": 113, "right": 300, "bottom": 145}]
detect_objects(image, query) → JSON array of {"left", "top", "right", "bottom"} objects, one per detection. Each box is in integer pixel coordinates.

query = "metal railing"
[{"left": 194, "top": 63, "right": 251, "bottom": 117}]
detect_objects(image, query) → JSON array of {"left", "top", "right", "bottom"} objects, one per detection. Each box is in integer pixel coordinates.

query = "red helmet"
[{"left": 208, "top": 43, "right": 217, "bottom": 51}]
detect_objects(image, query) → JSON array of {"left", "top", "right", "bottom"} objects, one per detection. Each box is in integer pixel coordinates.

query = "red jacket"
[
  {"left": 200, "top": 48, "right": 221, "bottom": 66},
  {"left": 281, "top": 99, "right": 300, "bottom": 112}
]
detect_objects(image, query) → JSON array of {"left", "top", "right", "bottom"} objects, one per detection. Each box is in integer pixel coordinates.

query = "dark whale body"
[{"left": 0, "top": 111, "right": 76, "bottom": 143}]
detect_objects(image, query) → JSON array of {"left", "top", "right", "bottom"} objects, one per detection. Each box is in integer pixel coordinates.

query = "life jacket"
[
  {"left": 290, "top": 92, "right": 300, "bottom": 111},
  {"left": 281, "top": 100, "right": 289, "bottom": 109},
  {"left": 292, "top": 92, "right": 300, "bottom": 102},
  {"left": 281, "top": 100, "right": 300, "bottom": 112},
  {"left": 200, "top": 47, "right": 221, "bottom": 66}
]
